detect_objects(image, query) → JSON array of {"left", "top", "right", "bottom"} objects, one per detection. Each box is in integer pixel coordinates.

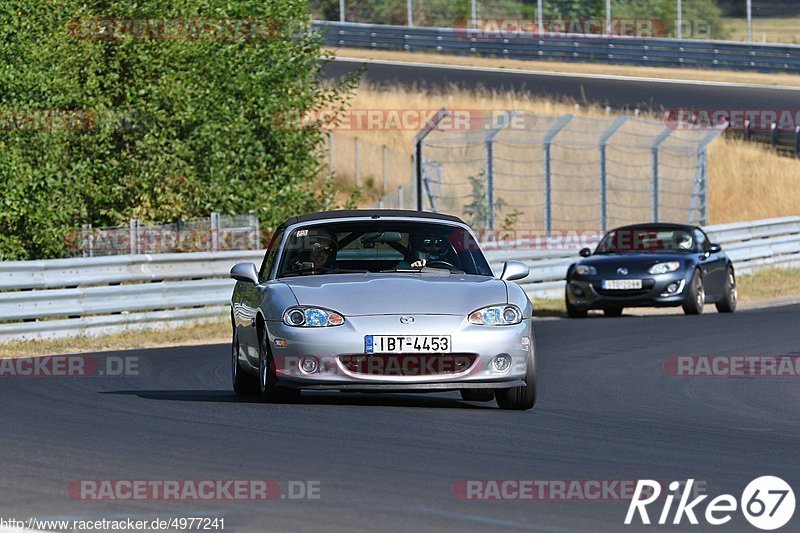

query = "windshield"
[
  {"left": 276, "top": 220, "right": 493, "bottom": 277},
  {"left": 596, "top": 227, "right": 698, "bottom": 254}
]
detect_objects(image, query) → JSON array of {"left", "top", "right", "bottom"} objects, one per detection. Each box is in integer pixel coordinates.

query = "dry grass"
[
  {"left": 724, "top": 17, "right": 800, "bottom": 45},
  {"left": 328, "top": 82, "right": 800, "bottom": 225},
  {"left": 737, "top": 267, "right": 800, "bottom": 302},
  {"left": 329, "top": 47, "right": 800, "bottom": 88},
  {"left": 0, "top": 320, "right": 230, "bottom": 358}
]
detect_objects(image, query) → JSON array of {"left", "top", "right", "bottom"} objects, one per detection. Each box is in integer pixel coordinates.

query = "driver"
[
  {"left": 674, "top": 231, "right": 694, "bottom": 251},
  {"left": 407, "top": 233, "right": 453, "bottom": 268},
  {"left": 292, "top": 232, "right": 337, "bottom": 271}
]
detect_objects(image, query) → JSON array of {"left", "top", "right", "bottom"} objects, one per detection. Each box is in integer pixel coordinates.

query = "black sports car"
[{"left": 565, "top": 223, "right": 737, "bottom": 317}]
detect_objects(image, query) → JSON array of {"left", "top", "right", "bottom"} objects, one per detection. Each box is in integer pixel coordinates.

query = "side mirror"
[
  {"left": 230, "top": 262, "right": 259, "bottom": 284},
  {"left": 709, "top": 243, "right": 722, "bottom": 253},
  {"left": 500, "top": 260, "right": 530, "bottom": 282},
  {"left": 579, "top": 247, "right": 592, "bottom": 258}
]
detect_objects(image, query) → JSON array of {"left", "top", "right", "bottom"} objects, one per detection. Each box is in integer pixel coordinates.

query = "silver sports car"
[{"left": 229, "top": 209, "right": 537, "bottom": 410}]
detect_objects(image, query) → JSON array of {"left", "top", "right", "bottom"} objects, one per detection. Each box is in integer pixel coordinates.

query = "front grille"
[
  {"left": 593, "top": 279, "right": 656, "bottom": 297},
  {"left": 339, "top": 354, "right": 477, "bottom": 376}
]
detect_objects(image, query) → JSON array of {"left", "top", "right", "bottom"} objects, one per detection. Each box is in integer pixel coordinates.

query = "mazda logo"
[
  {"left": 400, "top": 316, "right": 415, "bottom": 324},
  {"left": 617, "top": 267, "right": 629, "bottom": 276}
]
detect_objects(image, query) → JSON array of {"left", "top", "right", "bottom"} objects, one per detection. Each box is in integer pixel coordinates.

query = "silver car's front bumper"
[{"left": 265, "top": 314, "right": 533, "bottom": 388}]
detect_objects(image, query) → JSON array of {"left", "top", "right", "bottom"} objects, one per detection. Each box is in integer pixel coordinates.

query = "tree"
[{"left": 0, "top": 0, "right": 355, "bottom": 259}]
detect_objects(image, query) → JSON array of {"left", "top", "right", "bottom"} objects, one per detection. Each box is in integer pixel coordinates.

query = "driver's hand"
[{"left": 410, "top": 259, "right": 427, "bottom": 268}]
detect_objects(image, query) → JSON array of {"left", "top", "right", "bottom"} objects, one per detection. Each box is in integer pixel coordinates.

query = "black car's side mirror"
[
  {"left": 709, "top": 243, "right": 722, "bottom": 253},
  {"left": 579, "top": 248, "right": 592, "bottom": 258}
]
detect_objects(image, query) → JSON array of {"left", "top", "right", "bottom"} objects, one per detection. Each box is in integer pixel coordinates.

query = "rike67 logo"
[{"left": 625, "top": 477, "right": 795, "bottom": 530}]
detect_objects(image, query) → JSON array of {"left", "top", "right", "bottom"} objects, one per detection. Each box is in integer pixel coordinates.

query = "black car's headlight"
[
  {"left": 648, "top": 261, "right": 681, "bottom": 275},
  {"left": 468, "top": 305, "right": 523, "bottom": 325},
  {"left": 282, "top": 307, "right": 344, "bottom": 327},
  {"left": 575, "top": 265, "right": 597, "bottom": 276}
]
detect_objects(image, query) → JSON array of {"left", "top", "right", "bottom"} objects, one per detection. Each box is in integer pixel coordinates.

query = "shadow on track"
[{"left": 102, "top": 390, "right": 495, "bottom": 409}]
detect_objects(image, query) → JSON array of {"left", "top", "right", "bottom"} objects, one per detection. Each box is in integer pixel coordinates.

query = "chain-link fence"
[
  {"left": 415, "top": 111, "right": 725, "bottom": 233},
  {"left": 70, "top": 213, "right": 261, "bottom": 257}
]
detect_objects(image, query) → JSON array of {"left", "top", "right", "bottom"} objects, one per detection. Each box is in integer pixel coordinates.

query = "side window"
[
  {"left": 259, "top": 229, "right": 284, "bottom": 281},
  {"left": 694, "top": 229, "right": 709, "bottom": 252}
]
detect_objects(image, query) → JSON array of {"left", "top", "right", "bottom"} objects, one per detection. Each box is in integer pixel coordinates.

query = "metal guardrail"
[
  {"left": 314, "top": 21, "right": 800, "bottom": 74},
  {"left": 0, "top": 218, "right": 798, "bottom": 342}
]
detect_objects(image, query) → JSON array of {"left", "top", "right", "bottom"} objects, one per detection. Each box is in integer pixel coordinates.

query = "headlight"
[
  {"left": 575, "top": 265, "right": 597, "bottom": 276},
  {"left": 468, "top": 305, "right": 523, "bottom": 325},
  {"left": 282, "top": 307, "right": 345, "bottom": 327},
  {"left": 648, "top": 262, "right": 681, "bottom": 275}
]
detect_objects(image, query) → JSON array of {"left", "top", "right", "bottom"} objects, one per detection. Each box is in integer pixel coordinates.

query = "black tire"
[
  {"left": 232, "top": 329, "right": 258, "bottom": 395},
  {"left": 603, "top": 306, "right": 623, "bottom": 317},
  {"left": 495, "top": 353, "right": 537, "bottom": 411},
  {"left": 715, "top": 267, "right": 737, "bottom": 313},
  {"left": 257, "top": 324, "right": 300, "bottom": 403},
  {"left": 565, "top": 288, "right": 588, "bottom": 318},
  {"left": 460, "top": 389, "right": 495, "bottom": 402},
  {"left": 682, "top": 270, "right": 705, "bottom": 315}
]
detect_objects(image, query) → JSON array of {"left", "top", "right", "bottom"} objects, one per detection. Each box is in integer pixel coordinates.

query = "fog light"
[
  {"left": 571, "top": 284, "right": 584, "bottom": 297},
  {"left": 492, "top": 354, "right": 512, "bottom": 373},
  {"left": 661, "top": 280, "right": 684, "bottom": 297},
  {"left": 299, "top": 356, "right": 319, "bottom": 374}
]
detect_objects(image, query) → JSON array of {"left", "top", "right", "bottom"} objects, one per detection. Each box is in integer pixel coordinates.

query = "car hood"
[
  {"left": 578, "top": 252, "right": 694, "bottom": 275},
  {"left": 279, "top": 273, "right": 506, "bottom": 316}
]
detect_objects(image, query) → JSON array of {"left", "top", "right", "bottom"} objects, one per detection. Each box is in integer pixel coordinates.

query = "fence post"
[
  {"left": 542, "top": 114, "right": 574, "bottom": 236},
  {"left": 210, "top": 212, "right": 220, "bottom": 252},
  {"left": 398, "top": 186, "right": 404, "bottom": 210},
  {"left": 339, "top": 0, "right": 345, "bottom": 22},
  {"left": 407, "top": 0, "right": 413, "bottom": 26},
  {"left": 413, "top": 108, "right": 449, "bottom": 211},
  {"left": 328, "top": 130, "right": 335, "bottom": 177},
  {"left": 770, "top": 123, "right": 778, "bottom": 151},
  {"left": 354, "top": 136, "right": 360, "bottom": 186},
  {"left": 743, "top": 119, "right": 751, "bottom": 141},
  {"left": 795, "top": 126, "right": 800, "bottom": 157},
  {"left": 129, "top": 219, "right": 140, "bottom": 255},
  {"left": 248, "top": 211, "right": 260, "bottom": 249},
  {"left": 598, "top": 116, "right": 628, "bottom": 233},
  {"left": 382, "top": 144, "right": 388, "bottom": 197},
  {"left": 651, "top": 128, "right": 673, "bottom": 223},
  {"left": 484, "top": 111, "right": 516, "bottom": 232}
]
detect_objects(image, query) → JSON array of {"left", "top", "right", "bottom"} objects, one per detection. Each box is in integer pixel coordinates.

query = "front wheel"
[
  {"left": 715, "top": 267, "right": 737, "bottom": 313},
  {"left": 258, "top": 325, "right": 300, "bottom": 403},
  {"left": 495, "top": 354, "right": 537, "bottom": 411},
  {"left": 460, "top": 389, "right": 495, "bottom": 402},
  {"left": 232, "top": 329, "right": 258, "bottom": 395},
  {"left": 682, "top": 270, "right": 705, "bottom": 315}
]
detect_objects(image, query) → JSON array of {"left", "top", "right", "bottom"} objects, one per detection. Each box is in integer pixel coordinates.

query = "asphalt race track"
[
  {"left": 323, "top": 57, "right": 800, "bottom": 111},
  {"left": 2, "top": 304, "right": 799, "bottom": 532}
]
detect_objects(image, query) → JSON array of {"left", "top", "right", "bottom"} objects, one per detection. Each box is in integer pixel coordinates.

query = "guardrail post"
[
  {"left": 210, "top": 212, "right": 220, "bottom": 252},
  {"left": 484, "top": 111, "right": 516, "bottom": 232},
  {"left": 354, "top": 136, "right": 360, "bottom": 186},
  {"left": 542, "top": 114, "right": 574, "bottom": 236},
  {"left": 248, "top": 211, "right": 260, "bottom": 249},
  {"left": 770, "top": 123, "right": 778, "bottom": 151},
  {"left": 382, "top": 145, "right": 388, "bottom": 197},
  {"left": 129, "top": 219, "right": 140, "bottom": 255},
  {"left": 598, "top": 116, "right": 628, "bottom": 233},
  {"left": 743, "top": 119, "right": 752, "bottom": 141},
  {"left": 651, "top": 128, "right": 673, "bottom": 223},
  {"left": 795, "top": 126, "right": 800, "bottom": 157},
  {"left": 328, "top": 130, "right": 334, "bottom": 177},
  {"left": 413, "top": 107, "right": 449, "bottom": 211}
]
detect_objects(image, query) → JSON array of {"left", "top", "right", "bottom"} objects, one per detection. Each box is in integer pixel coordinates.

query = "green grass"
[{"left": 724, "top": 17, "right": 800, "bottom": 44}]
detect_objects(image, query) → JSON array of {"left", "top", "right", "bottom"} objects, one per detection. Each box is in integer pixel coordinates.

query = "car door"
[
  {"left": 695, "top": 229, "right": 726, "bottom": 298},
  {"left": 237, "top": 229, "right": 284, "bottom": 365}
]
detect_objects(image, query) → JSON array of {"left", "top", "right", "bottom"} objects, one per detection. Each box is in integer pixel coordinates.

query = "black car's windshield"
[
  {"left": 596, "top": 228, "right": 698, "bottom": 254},
  {"left": 276, "top": 220, "right": 493, "bottom": 277}
]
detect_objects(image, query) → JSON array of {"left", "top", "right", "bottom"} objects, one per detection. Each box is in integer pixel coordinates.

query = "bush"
[{"left": 0, "top": 0, "right": 355, "bottom": 260}]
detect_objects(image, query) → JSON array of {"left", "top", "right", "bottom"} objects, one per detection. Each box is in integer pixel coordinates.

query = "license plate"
[
  {"left": 602, "top": 279, "right": 643, "bottom": 290},
  {"left": 365, "top": 335, "right": 451, "bottom": 354}
]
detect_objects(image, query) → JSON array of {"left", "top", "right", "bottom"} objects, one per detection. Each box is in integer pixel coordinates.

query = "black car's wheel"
[
  {"left": 232, "top": 329, "right": 258, "bottom": 395},
  {"left": 682, "top": 270, "right": 705, "bottom": 315},
  {"left": 715, "top": 267, "right": 737, "bottom": 313},
  {"left": 565, "top": 288, "right": 588, "bottom": 318},
  {"left": 603, "top": 306, "right": 623, "bottom": 317},
  {"left": 258, "top": 325, "right": 300, "bottom": 403},
  {"left": 460, "top": 389, "right": 495, "bottom": 402},
  {"left": 496, "top": 354, "right": 537, "bottom": 411}
]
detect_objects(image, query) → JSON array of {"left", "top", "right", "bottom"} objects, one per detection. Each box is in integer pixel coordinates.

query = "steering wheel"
[{"left": 424, "top": 260, "right": 456, "bottom": 270}]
